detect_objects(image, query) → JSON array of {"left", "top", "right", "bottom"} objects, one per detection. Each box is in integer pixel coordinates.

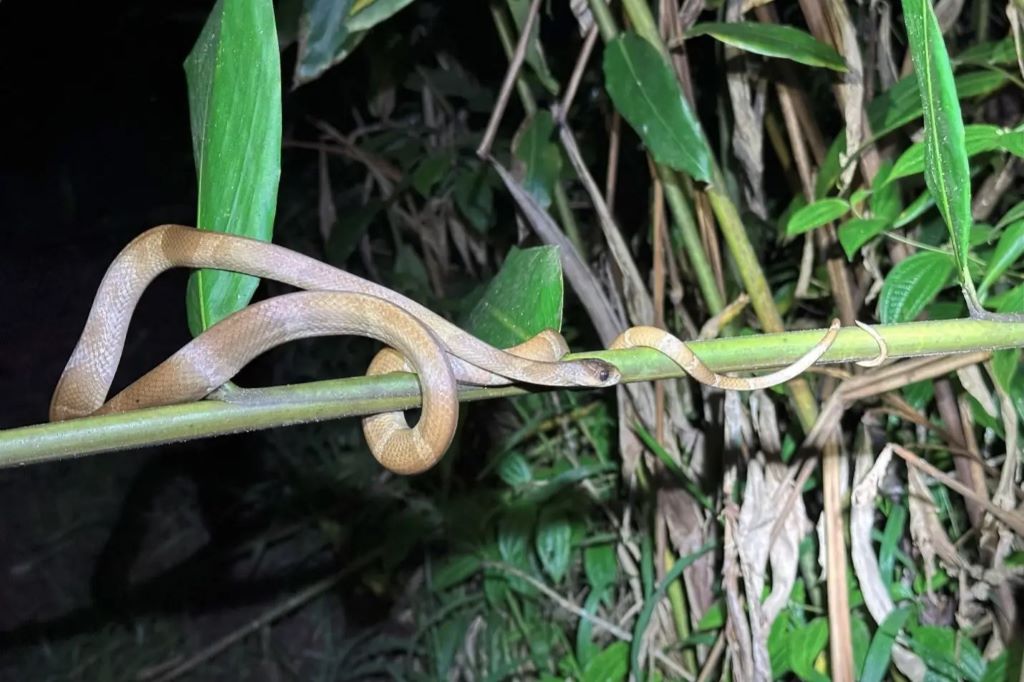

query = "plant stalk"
[{"left": 2, "top": 318, "right": 1020, "bottom": 468}]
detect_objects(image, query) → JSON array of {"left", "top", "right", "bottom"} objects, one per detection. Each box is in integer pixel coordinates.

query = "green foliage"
[
  {"left": 603, "top": 32, "right": 711, "bottom": 182},
  {"left": 687, "top": 22, "right": 846, "bottom": 71},
  {"left": 184, "top": 0, "right": 281, "bottom": 335}
]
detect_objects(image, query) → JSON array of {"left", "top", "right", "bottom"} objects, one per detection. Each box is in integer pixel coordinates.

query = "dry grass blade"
[{"left": 850, "top": 438, "right": 928, "bottom": 681}]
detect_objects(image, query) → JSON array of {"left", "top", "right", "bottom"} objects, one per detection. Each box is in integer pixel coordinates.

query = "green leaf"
[
  {"left": 582, "top": 642, "right": 629, "bottom": 682},
  {"left": 838, "top": 218, "right": 888, "bottom": 259},
  {"left": 907, "top": 624, "right": 985, "bottom": 682},
  {"left": 462, "top": 246, "right": 563, "bottom": 348},
  {"left": 347, "top": 0, "right": 416, "bottom": 32},
  {"left": 887, "top": 124, "right": 1011, "bottom": 183},
  {"left": 514, "top": 111, "right": 562, "bottom": 209},
  {"left": 786, "top": 198, "right": 850, "bottom": 237},
  {"left": 576, "top": 589, "right": 606, "bottom": 666},
  {"left": 901, "top": 0, "right": 974, "bottom": 288},
  {"left": 861, "top": 607, "right": 911, "bottom": 682},
  {"left": 630, "top": 542, "right": 715, "bottom": 677},
  {"left": 584, "top": 544, "right": 618, "bottom": 593},
  {"left": 431, "top": 553, "right": 482, "bottom": 591},
  {"left": 453, "top": 164, "right": 495, "bottom": 232},
  {"left": 871, "top": 161, "right": 903, "bottom": 222},
  {"left": 979, "top": 220, "right": 1024, "bottom": 295},
  {"left": 497, "top": 452, "right": 533, "bottom": 486},
  {"left": 817, "top": 70, "right": 1008, "bottom": 197},
  {"left": 184, "top": 0, "right": 281, "bottom": 336},
  {"left": 789, "top": 618, "right": 830, "bottom": 682},
  {"left": 536, "top": 507, "right": 571, "bottom": 583},
  {"left": 294, "top": 0, "right": 355, "bottom": 86},
  {"left": 956, "top": 38, "right": 1018, "bottom": 67},
  {"left": 687, "top": 22, "right": 845, "bottom": 71},
  {"left": 603, "top": 32, "right": 711, "bottom": 182},
  {"left": 878, "top": 251, "right": 955, "bottom": 323}
]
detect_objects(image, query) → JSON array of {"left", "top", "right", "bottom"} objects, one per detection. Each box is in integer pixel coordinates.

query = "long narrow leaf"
[
  {"left": 184, "top": 0, "right": 281, "bottom": 335},
  {"left": 687, "top": 22, "right": 846, "bottom": 71},
  {"left": 901, "top": 0, "right": 973, "bottom": 288}
]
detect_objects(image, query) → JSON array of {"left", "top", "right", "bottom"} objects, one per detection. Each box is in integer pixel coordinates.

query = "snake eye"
[{"left": 598, "top": 368, "right": 611, "bottom": 383}]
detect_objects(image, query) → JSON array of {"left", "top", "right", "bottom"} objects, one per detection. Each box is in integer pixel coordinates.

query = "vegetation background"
[{"left": 0, "top": 0, "right": 1023, "bottom": 680}]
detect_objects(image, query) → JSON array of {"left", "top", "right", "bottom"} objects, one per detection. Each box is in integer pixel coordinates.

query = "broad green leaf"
[
  {"left": 536, "top": 507, "right": 571, "bottom": 583},
  {"left": 907, "top": 624, "right": 985, "bottom": 682},
  {"left": 583, "top": 544, "right": 618, "bottom": 593},
  {"left": 786, "top": 198, "right": 850, "bottom": 237},
  {"left": 582, "top": 642, "right": 629, "bottom": 682},
  {"left": 687, "top": 22, "right": 845, "bottom": 71},
  {"left": 901, "top": 0, "right": 973, "bottom": 288},
  {"left": 788, "top": 618, "right": 829, "bottom": 682},
  {"left": 887, "top": 124, "right": 1008, "bottom": 183},
  {"left": 513, "top": 111, "right": 562, "bottom": 209},
  {"left": 603, "top": 32, "right": 711, "bottom": 182},
  {"left": 861, "top": 607, "right": 911, "bottom": 682},
  {"left": 838, "top": 218, "right": 888, "bottom": 259},
  {"left": 184, "top": 0, "right": 281, "bottom": 336},
  {"left": 506, "top": 0, "right": 560, "bottom": 94},
  {"left": 497, "top": 452, "right": 533, "bottom": 486},
  {"left": 294, "top": 0, "right": 355, "bottom": 86},
  {"left": 979, "top": 220, "right": 1024, "bottom": 294},
  {"left": 878, "top": 251, "right": 955, "bottom": 323},
  {"left": 462, "top": 246, "right": 563, "bottom": 348}
]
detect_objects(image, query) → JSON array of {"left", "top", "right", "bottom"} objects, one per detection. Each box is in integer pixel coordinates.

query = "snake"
[{"left": 50, "top": 225, "right": 841, "bottom": 473}]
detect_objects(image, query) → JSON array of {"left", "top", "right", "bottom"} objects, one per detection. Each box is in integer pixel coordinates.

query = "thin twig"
[{"left": 477, "top": 0, "right": 543, "bottom": 158}]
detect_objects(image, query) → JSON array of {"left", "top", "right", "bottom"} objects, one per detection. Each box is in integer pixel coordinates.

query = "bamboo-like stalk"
[{"left": 2, "top": 318, "right": 1021, "bottom": 468}]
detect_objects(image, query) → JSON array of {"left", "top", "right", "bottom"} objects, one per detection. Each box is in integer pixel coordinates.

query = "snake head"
[{"left": 572, "top": 358, "right": 621, "bottom": 387}]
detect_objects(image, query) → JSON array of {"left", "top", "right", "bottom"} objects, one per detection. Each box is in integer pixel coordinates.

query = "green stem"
[
  {"left": 659, "top": 166, "right": 725, "bottom": 314},
  {"left": 2, "top": 319, "right": 1021, "bottom": 468}
]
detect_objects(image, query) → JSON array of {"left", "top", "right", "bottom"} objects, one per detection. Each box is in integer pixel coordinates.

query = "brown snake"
[{"left": 51, "top": 225, "right": 841, "bottom": 474}]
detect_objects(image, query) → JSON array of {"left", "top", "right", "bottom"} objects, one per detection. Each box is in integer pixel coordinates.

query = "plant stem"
[{"left": 2, "top": 318, "right": 1020, "bottom": 468}]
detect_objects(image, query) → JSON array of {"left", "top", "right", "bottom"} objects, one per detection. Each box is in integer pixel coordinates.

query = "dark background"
[{"left": 0, "top": 0, "right": 511, "bottom": 675}]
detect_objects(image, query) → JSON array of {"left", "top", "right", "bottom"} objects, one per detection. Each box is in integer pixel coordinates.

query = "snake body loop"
[{"left": 51, "top": 225, "right": 842, "bottom": 474}]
